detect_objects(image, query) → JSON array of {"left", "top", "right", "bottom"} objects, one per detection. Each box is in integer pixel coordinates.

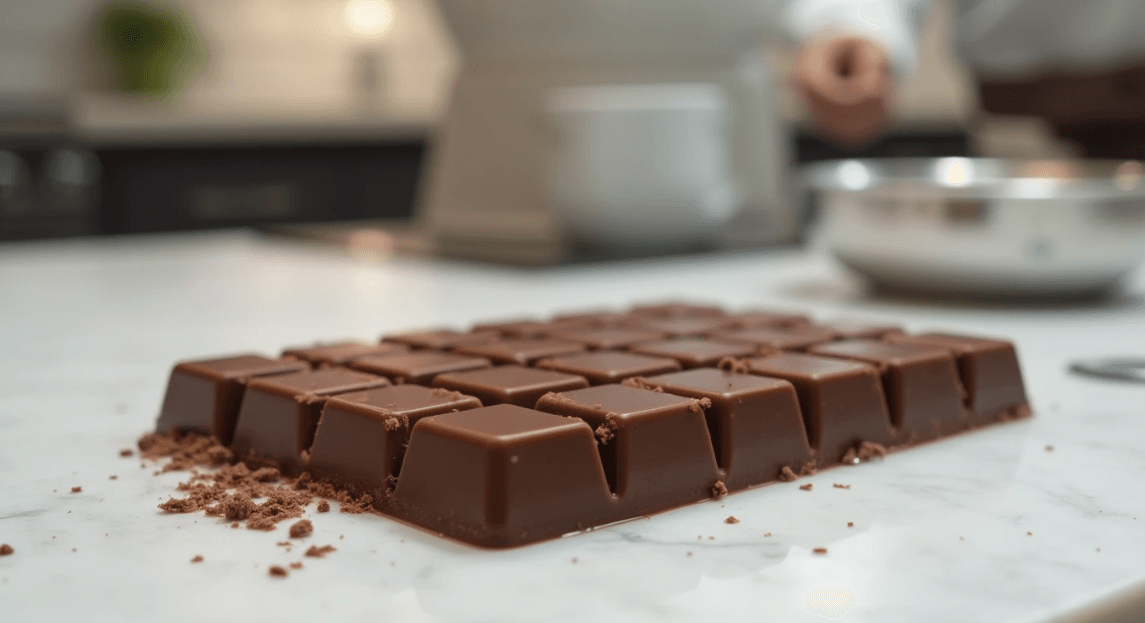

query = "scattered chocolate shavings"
[
  {"left": 710, "top": 481, "right": 728, "bottom": 499},
  {"left": 812, "top": 547, "right": 827, "bottom": 555},
  {"left": 268, "top": 565, "right": 288, "bottom": 578},
  {"left": 71, "top": 486, "right": 82, "bottom": 493},
  {"left": 0, "top": 544, "right": 13, "bottom": 556},
  {"left": 687, "top": 398, "right": 712, "bottom": 413},
  {"left": 799, "top": 483, "right": 813, "bottom": 491},
  {"left": 250, "top": 467, "right": 281, "bottom": 483},
  {"left": 622, "top": 377, "right": 663, "bottom": 392},
  {"left": 430, "top": 388, "right": 464, "bottom": 400},
  {"left": 119, "top": 449, "right": 134, "bottom": 458},
  {"left": 316, "top": 500, "right": 330, "bottom": 513},
  {"left": 289, "top": 520, "right": 314, "bottom": 539},
  {"left": 717, "top": 357, "right": 750, "bottom": 374},
  {"left": 220, "top": 493, "right": 255, "bottom": 521},
  {"left": 724, "top": 516, "right": 740, "bottom": 525},
  {"left": 191, "top": 555, "right": 204, "bottom": 563},
  {"left": 304, "top": 545, "right": 336, "bottom": 558},
  {"left": 841, "top": 441, "right": 887, "bottom": 464},
  {"left": 777, "top": 466, "right": 798, "bottom": 482},
  {"left": 276, "top": 541, "right": 291, "bottom": 547},
  {"left": 764, "top": 532, "right": 772, "bottom": 537},
  {"left": 541, "top": 392, "right": 578, "bottom": 406},
  {"left": 800, "top": 461, "right": 818, "bottom": 476},
  {"left": 833, "top": 483, "right": 851, "bottom": 489},
  {"left": 1027, "top": 531, "right": 1033, "bottom": 536},
  {"left": 289, "top": 562, "right": 304, "bottom": 570}
]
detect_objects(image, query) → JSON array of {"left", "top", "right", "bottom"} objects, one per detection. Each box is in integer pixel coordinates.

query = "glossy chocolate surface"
[
  {"left": 349, "top": 351, "right": 491, "bottom": 384},
  {"left": 627, "top": 338, "right": 756, "bottom": 369},
  {"left": 282, "top": 341, "right": 408, "bottom": 367},
  {"left": 536, "top": 351, "right": 681, "bottom": 385},
  {"left": 454, "top": 338, "right": 586, "bottom": 366},
  {"left": 432, "top": 365, "right": 589, "bottom": 408},
  {"left": 716, "top": 325, "right": 841, "bottom": 351}
]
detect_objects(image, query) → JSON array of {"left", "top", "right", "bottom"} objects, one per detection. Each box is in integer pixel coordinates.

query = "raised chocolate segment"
[
  {"left": 282, "top": 341, "right": 408, "bottom": 367},
  {"left": 454, "top": 338, "right": 586, "bottom": 366},
  {"left": 535, "top": 384, "right": 721, "bottom": 515},
  {"left": 819, "top": 320, "right": 905, "bottom": 340},
  {"left": 621, "top": 317, "right": 735, "bottom": 338},
  {"left": 643, "top": 368, "right": 813, "bottom": 490},
  {"left": 470, "top": 319, "right": 553, "bottom": 339},
  {"left": 629, "top": 302, "right": 726, "bottom": 318},
  {"left": 627, "top": 338, "right": 756, "bottom": 369},
  {"left": 156, "top": 354, "right": 309, "bottom": 445},
  {"left": 392, "top": 405, "right": 614, "bottom": 548},
  {"left": 810, "top": 339, "right": 968, "bottom": 442},
  {"left": 745, "top": 353, "right": 893, "bottom": 464},
  {"left": 432, "top": 365, "right": 589, "bottom": 408},
  {"left": 382, "top": 329, "right": 499, "bottom": 350},
  {"left": 550, "top": 328, "right": 668, "bottom": 350},
  {"left": 536, "top": 351, "right": 682, "bottom": 385},
  {"left": 349, "top": 351, "right": 491, "bottom": 385},
  {"left": 231, "top": 368, "right": 390, "bottom": 472},
  {"left": 307, "top": 385, "right": 482, "bottom": 496},
  {"left": 886, "top": 332, "right": 1028, "bottom": 423},
  {"left": 716, "top": 325, "right": 841, "bottom": 351},
  {"left": 724, "top": 310, "right": 811, "bottom": 329}
]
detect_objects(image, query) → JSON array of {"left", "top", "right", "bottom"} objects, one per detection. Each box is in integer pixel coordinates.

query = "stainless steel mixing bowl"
[{"left": 804, "top": 158, "right": 1145, "bottom": 297}]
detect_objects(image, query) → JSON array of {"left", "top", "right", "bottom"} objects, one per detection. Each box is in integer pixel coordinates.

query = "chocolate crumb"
[
  {"left": 847, "top": 522, "right": 854, "bottom": 528},
  {"left": 594, "top": 424, "right": 615, "bottom": 445},
  {"left": 622, "top": 377, "right": 664, "bottom": 392},
  {"left": 277, "top": 541, "right": 291, "bottom": 547},
  {"left": 317, "top": 500, "right": 330, "bottom": 513},
  {"left": 231, "top": 522, "right": 239, "bottom": 529},
  {"left": 799, "top": 461, "right": 818, "bottom": 476},
  {"left": 764, "top": 532, "right": 772, "bottom": 537},
  {"left": 812, "top": 547, "right": 827, "bottom": 555},
  {"left": 72, "top": 548, "right": 77, "bottom": 553},
  {"left": 841, "top": 441, "right": 887, "bottom": 464},
  {"left": 191, "top": 555, "right": 203, "bottom": 563},
  {"left": 777, "top": 466, "right": 798, "bottom": 482},
  {"left": 686, "top": 551, "right": 693, "bottom": 557},
  {"left": 724, "top": 516, "right": 740, "bottom": 525},
  {"left": 71, "top": 486, "right": 82, "bottom": 493},
  {"left": 717, "top": 357, "right": 750, "bottom": 374},
  {"left": 119, "top": 449, "right": 134, "bottom": 457},
  {"left": 571, "top": 557, "right": 577, "bottom": 564},
  {"left": 799, "top": 483, "right": 813, "bottom": 491},
  {"left": 339, "top": 494, "right": 373, "bottom": 514},
  {"left": 268, "top": 565, "right": 289, "bottom": 578},
  {"left": 1045, "top": 444, "right": 1054, "bottom": 452},
  {"left": 1027, "top": 531, "right": 1033, "bottom": 536},
  {"left": 1096, "top": 547, "right": 1101, "bottom": 552},
  {"left": 708, "top": 536, "right": 714, "bottom": 540},
  {"left": 0, "top": 544, "right": 13, "bottom": 556},
  {"left": 289, "top": 562, "right": 304, "bottom": 570},
  {"left": 687, "top": 397, "right": 712, "bottom": 413},
  {"left": 833, "top": 483, "right": 851, "bottom": 489},
  {"left": 304, "top": 545, "right": 336, "bottom": 558},
  {"left": 109, "top": 475, "right": 118, "bottom": 480},
  {"left": 289, "top": 520, "right": 314, "bottom": 539},
  {"left": 711, "top": 481, "right": 728, "bottom": 498}
]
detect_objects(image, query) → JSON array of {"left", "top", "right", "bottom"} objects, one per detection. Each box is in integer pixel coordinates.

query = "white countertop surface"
[{"left": 2, "top": 230, "right": 1144, "bottom": 623}]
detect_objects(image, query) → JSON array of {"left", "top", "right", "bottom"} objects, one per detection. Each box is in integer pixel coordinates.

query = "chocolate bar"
[{"left": 154, "top": 302, "right": 1030, "bottom": 548}]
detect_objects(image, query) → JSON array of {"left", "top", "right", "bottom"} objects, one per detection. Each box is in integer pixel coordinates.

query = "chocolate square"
[
  {"left": 156, "top": 354, "right": 309, "bottom": 445},
  {"left": 454, "top": 338, "right": 586, "bottom": 365},
  {"left": 628, "top": 302, "right": 726, "bottom": 318},
  {"left": 549, "top": 328, "right": 668, "bottom": 350},
  {"left": 622, "top": 317, "right": 735, "bottom": 338},
  {"left": 745, "top": 353, "right": 893, "bottom": 465},
  {"left": 723, "top": 310, "right": 811, "bottom": 329},
  {"left": 886, "top": 333, "right": 1029, "bottom": 423},
  {"left": 382, "top": 329, "right": 499, "bottom": 350},
  {"left": 715, "top": 325, "right": 840, "bottom": 351},
  {"left": 643, "top": 368, "right": 813, "bottom": 490},
  {"left": 231, "top": 368, "right": 390, "bottom": 471},
  {"left": 349, "top": 351, "right": 491, "bottom": 385},
  {"left": 810, "top": 339, "right": 969, "bottom": 442},
  {"left": 627, "top": 338, "right": 756, "bottom": 369},
  {"left": 536, "top": 351, "right": 681, "bottom": 385},
  {"left": 432, "top": 365, "right": 589, "bottom": 408},
  {"left": 307, "top": 384, "right": 482, "bottom": 495},
  {"left": 393, "top": 405, "right": 612, "bottom": 547},
  {"left": 535, "top": 384, "right": 721, "bottom": 515},
  {"left": 281, "top": 340, "right": 408, "bottom": 367}
]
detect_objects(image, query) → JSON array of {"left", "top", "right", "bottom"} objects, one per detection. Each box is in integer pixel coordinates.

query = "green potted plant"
[{"left": 96, "top": 1, "right": 208, "bottom": 97}]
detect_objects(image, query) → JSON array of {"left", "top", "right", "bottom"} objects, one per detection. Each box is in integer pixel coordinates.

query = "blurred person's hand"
[{"left": 795, "top": 35, "right": 893, "bottom": 146}]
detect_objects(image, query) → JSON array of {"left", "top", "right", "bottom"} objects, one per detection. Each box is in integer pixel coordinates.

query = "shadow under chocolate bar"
[{"left": 153, "top": 302, "right": 1030, "bottom": 548}]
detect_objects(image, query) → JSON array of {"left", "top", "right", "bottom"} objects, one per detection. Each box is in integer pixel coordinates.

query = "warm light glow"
[
  {"left": 344, "top": 0, "right": 395, "bottom": 38},
  {"left": 935, "top": 158, "right": 972, "bottom": 187},
  {"left": 838, "top": 160, "right": 872, "bottom": 191},
  {"left": 1115, "top": 161, "right": 1144, "bottom": 192}
]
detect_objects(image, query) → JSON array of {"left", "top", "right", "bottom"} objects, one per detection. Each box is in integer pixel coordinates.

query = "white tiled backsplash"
[{"left": 0, "top": 0, "right": 460, "bottom": 112}]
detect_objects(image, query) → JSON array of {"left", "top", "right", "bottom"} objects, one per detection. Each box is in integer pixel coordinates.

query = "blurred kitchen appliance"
[
  {"left": 806, "top": 158, "right": 1145, "bottom": 297},
  {"left": 420, "top": 0, "right": 797, "bottom": 264}
]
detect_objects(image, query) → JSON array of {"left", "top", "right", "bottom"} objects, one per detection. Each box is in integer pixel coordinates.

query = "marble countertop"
[{"left": 2, "top": 230, "right": 1144, "bottom": 623}]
